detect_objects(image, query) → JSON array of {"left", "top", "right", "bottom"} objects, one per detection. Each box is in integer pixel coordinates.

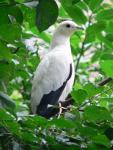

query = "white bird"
[{"left": 31, "top": 20, "right": 81, "bottom": 118}]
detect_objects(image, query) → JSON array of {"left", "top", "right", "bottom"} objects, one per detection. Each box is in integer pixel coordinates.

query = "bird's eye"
[{"left": 66, "top": 24, "right": 71, "bottom": 28}]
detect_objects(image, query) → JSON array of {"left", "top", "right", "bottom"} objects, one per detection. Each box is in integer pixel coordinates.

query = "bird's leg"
[
  {"left": 57, "top": 102, "right": 62, "bottom": 118},
  {"left": 57, "top": 102, "right": 68, "bottom": 118}
]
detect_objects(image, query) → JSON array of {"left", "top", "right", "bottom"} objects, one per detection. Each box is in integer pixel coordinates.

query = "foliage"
[{"left": 0, "top": 0, "right": 113, "bottom": 149}]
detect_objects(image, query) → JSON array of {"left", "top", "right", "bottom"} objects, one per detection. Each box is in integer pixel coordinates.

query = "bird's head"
[
  {"left": 54, "top": 20, "right": 82, "bottom": 37},
  {"left": 50, "top": 20, "right": 83, "bottom": 49}
]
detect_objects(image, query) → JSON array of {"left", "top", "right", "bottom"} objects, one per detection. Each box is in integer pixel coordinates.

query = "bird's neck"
[{"left": 50, "top": 33, "right": 70, "bottom": 50}]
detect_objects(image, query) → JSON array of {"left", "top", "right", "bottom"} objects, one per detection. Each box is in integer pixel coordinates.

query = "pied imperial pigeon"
[{"left": 31, "top": 20, "right": 80, "bottom": 118}]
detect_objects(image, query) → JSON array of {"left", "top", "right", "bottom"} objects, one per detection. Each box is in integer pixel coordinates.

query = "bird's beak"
[
  {"left": 72, "top": 25, "right": 84, "bottom": 30},
  {"left": 75, "top": 26, "right": 84, "bottom": 30}
]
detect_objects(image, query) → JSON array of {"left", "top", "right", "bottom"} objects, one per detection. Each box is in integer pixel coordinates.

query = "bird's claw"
[{"left": 57, "top": 102, "right": 67, "bottom": 118}]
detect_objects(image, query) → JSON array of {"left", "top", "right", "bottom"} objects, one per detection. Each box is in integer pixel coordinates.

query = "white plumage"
[{"left": 31, "top": 21, "right": 79, "bottom": 118}]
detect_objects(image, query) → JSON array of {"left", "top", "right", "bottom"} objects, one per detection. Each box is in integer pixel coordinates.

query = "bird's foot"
[{"left": 57, "top": 102, "right": 67, "bottom": 118}]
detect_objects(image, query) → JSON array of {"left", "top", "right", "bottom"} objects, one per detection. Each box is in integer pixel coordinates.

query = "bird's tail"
[{"left": 37, "top": 106, "right": 59, "bottom": 119}]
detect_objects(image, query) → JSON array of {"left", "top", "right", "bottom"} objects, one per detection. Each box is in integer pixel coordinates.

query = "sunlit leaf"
[
  {"left": 92, "top": 134, "right": 111, "bottom": 148},
  {"left": 0, "top": 24, "right": 22, "bottom": 43},
  {"left": 100, "top": 60, "right": 113, "bottom": 78},
  {"left": 84, "top": 105, "right": 112, "bottom": 122},
  {"left": 61, "top": 1, "right": 87, "bottom": 24},
  {"left": 71, "top": 89, "right": 87, "bottom": 105},
  {"left": 84, "top": 83, "right": 103, "bottom": 98},
  {"left": 96, "top": 9, "right": 113, "bottom": 21},
  {"left": 88, "top": 0, "right": 103, "bottom": 12}
]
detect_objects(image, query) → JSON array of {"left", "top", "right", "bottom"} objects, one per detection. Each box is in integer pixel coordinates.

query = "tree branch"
[{"left": 98, "top": 77, "right": 112, "bottom": 86}]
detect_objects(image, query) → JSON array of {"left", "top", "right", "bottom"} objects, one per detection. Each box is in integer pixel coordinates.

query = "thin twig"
[
  {"left": 74, "top": 15, "right": 92, "bottom": 84},
  {"left": 78, "top": 85, "right": 113, "bottom": 111},
  {"left": 74, "top": 40, "right": 85, "bottom": 81},
  {"left": 92, "top": 85, "right": 113, "bottom": 100}
]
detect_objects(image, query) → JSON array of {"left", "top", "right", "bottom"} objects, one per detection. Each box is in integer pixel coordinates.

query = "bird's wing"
[{"left": 31, "top": 51, "right": 72, "bottom": 115}]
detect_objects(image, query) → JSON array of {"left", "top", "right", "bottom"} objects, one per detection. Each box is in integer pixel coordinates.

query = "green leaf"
[
  {"left": 71, "top": 89, "right": 87, "bottom": 105},
  {"left": 0, "top": 108, "right": 14, "bottom": 121},
  {"left": 0, "top": 0, "right": 9, "bottom": 3},
  {"left": 86, "top": 24, "right": 96, "bottom": 42},
  {"left": 0, "top": 92, "right": 16, "bottom": 110},
  {"left": 4, "top": 121, "right": 21, "bottom": 136},
  {"left": 106, "top": 33, "right": 113, "bottom": 42},
  {"left": 36, "top": 0, "right": 58, "bottom": 32},
  {"left": 100, "top": 60, "right": 113, "bottom": 78},
  {"left": 78, "top": 126, "right": 97, "bottom": 137},
  {"left": 96, "top": 9, "right": 113, "bottom": 21},
  {"left": 99, "top": 98, "right": 109, "bottom": 109},
  {"left": 97, "top": 33, "right": 113, "bottom": 50},
  {"left": 100, "top": 53, "right": 113, "bottom": 60},
  {"left": 61, "top": 0, "right": 87, "bottom": 24},
  {"left": 60, "top": 0, "right": 73, "bottom": 6},
  {"left": 92, "top": 134, "right": 110, "bottom": 148},
  {"left": 0, "top": 24, "right": 22, "bottom": 43},
  {"left": 86, "top": 21, "right": 106, "bottom": 43},
  {"left": 21, "top": 131, "right": 37, "bottom": 143},
  {"left": 91, "top": 50, "right": 102, "bottom": 62},
  {"left": 67, "top": 6, "right": 87, "bottom": 24},
  {"left": 22, "top": 116, "right": 47, "bottom": 129},
  {"left": 84, "top": 105, "right": 112, "bottom": 122},
  {"left": 106, "top": 21, "right": 113, "bottom": 33},
  {"left": 0, "top": 5, "right": 23, "bottom": 25},
  {"left": 87, "top": 143, "right": 109, "bottom": 150},
  {"left": 16, "top": 68, "right": 30, "bottom": 79},
  {"left": 60, "top": 0, "right": 80, "bottom": 5},
  {"left": 15, "top": 0, "right": 24, "bottom": 3},
  {"left": 51, "top": 144, "right": 80, "bottom": 150},
  {"left": 77, "top": 1, "right": 88, "bottom": 11},
  {"left": 31, "top": 26, "right": 51, "bottom": 43},
  {"left": 20, "top": 4, "right": 36, "bottom": 27},
  {"left": 84, "top": 83, "right": 103, "bottom": 98},
  {"left": 105, "top": 127, "right": 113, "bottom": 140},
  {"left": 0, "top": 42, "right": 12, "bottom": 60},
  {"left": 72, "top": 0, "right": 80, "bottom": 4},
  {"left": 50, "top": 118, "right": 75, "bottom": 128},
  {"left": 0, "top": 61, "right": 15, "bottom": 81},
  {"left": 88, "top": 0, "right": 103, "bottom": 12}
]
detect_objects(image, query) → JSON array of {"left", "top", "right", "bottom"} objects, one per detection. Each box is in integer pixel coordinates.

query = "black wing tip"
[{"left": 37, "top": 107, "right": 59, "bottom": 119}]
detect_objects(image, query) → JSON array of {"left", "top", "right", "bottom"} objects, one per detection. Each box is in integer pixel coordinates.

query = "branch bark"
[{"left": 98, "top": 77, "right": 112, "bottom": 86}]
